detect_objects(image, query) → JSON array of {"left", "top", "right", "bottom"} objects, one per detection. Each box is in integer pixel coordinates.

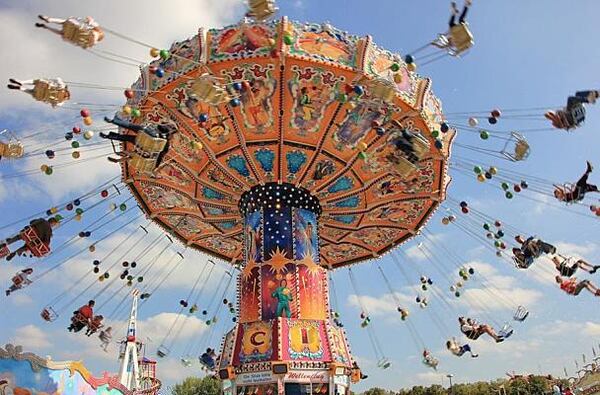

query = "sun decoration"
[
  {"left": 298, "top": 252, "right": 321, "bottom": 276},
  {"left": 265, "top": 246, "right": 291, "bottom": 273},
  {"left": 241, "top": 257, "right": 259, "bottom": 280}
]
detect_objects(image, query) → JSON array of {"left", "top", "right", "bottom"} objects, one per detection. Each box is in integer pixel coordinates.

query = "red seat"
[{"left": 20, "top": 226, "right": 51, "bottom": 257}]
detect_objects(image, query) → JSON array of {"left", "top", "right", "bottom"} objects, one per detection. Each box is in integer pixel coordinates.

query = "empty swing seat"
[
  {"left": 247, "top": 0, "right": 277, "bottom": 20},
  {"left": 188, "top": 75, "right": 231, "bottom": 106},
  {"left": 498, "top": 323, "right": 514, "bottom": 339},
  {"left": 377, "top": 358, "right": 391, "bottom": 369},
  {"left": 181, "top": 357, "right": 193, "bottom": 367},
  {"left": 362, "top": 77, "right": 397, "bottom": 103},
  {"left": 513, "top": 306, "right": 529, "bottom": 322},
  {"left": 157, "top": 345, "right": 170, "bottom": 358}
]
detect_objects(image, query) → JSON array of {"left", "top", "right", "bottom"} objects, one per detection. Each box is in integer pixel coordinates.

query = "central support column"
[{"left": 218, "top": 183, "right": 356, "bottom": 395}]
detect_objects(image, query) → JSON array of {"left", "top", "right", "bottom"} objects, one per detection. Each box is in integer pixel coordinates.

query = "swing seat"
[
  {"left": 448, "top": 23, "right": 474, "bottom": 56},
  {"left": 0, "top": 140, "right": 24, "bottom": 159},
  {"left": 360, "top": 77, "right": 397, "bottom": 103},
  {"left": 566, "top": 103, "right": 586, "bottom": 128},
  {"left": 392, "top": 133, "right": 429, "bottom": 177},
  {"left": 20, "top": 226, "right": 50, "bottom": 258},
  {"left": 377, "top": 358, "right": 391, "bottom": 369},
  {"left": 188, "top": 75, "right": 231, "bottom": 106},
  {"left": 513, "top": 306, "right": 529, "bottom": 322},
  {"left": 422, "top": 357, "right": 439, "bottom": 370},
  {"left": 40, "top": 306, "right": 58, "bottom": 322},
  {"left": 181, "top": 357, "right": 193, "bottom": 367},
  {"left": 62, "top": 20, "right": 99, "bottom": 49},
  {"left": 548, "top": 104, "right": 586, "bottom": 131},
  {"left": 0, "top": 244, "right": 9, "bottom": 259},
  {"left": 135, "top": 133, "right": 168, "bottom": 154},
  {"left": 394, "top": 156, "right": 418, "bottom": 178},
  {"left": 498, "top": 323, "right": 514, "bottom": 339},
  {"left": 247, "top": 0, "right": 278, "bottom": 20},
  {"left": 157, "top": 345, "right": 170, "bottom": 358},
  {"left": 32, "top": 80, "right": 70, "bottom": 107},
  {"left": 501, "top": 132, "right": 530, "bottom": 162},
  {"left": 128, "top": 134, "right": 168, "bottom": 174}
]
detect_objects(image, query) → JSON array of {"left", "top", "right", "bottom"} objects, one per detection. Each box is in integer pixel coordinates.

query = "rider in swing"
[{"left": 554, "top": 161, "right": 598, "bottom": 203}]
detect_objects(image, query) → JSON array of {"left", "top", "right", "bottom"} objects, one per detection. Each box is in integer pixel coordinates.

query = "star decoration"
[
  {"left": 242, "top": 257, "right": 259, "bottom": 280},
  {"left": 298, "top": 252, "right": 321, "bottom": 276},
  {"left": 265, "top": 246, "right": 291, "bottom": 273}
]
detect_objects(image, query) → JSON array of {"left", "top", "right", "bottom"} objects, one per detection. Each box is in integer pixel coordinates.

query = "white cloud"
[
  {"left": 138, "top": 312, "right": 207, "bottom": 346},
  {"left": 458, "top": 286, "right": 542, "bottom": 313},
  {"left": 583, "top": 322, "right": 600, "bottom": 337},
  {"left": 533, "top": 320, "right": 600, "bottom": 338},
  {"left": 554, "top": 241, "right": 598, "bottom": 260},
  {"left": 347, "top": 291, "right": 413, "bottom": 316},
  {"left": 9, "top": 324, "right": 51, "bottom": 349},
  {"left": 10, "top": 293, "right": 34, "bottom": 306}
]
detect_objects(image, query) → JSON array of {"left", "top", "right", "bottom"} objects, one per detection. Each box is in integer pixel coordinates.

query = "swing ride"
[{"left": 1, "top": 0, "right": 600, "bottom": 394}]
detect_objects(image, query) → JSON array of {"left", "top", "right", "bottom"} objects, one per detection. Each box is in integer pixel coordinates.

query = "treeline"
[{"left": 361, "top": 375, "right": 569, "bottom": 395}]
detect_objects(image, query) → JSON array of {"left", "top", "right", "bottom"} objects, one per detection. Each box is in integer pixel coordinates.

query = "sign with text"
[
  {"left": 237, "top": 371, "right": 276, "bottom": 385},
  {"left": 284, "top": 370, "right": 329, "bottom": 383}
]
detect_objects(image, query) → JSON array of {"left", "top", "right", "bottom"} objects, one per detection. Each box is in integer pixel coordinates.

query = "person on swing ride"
[
  {"left": 101, "top": 115, "right": 177, "bottom": 166},
  {"left": 422, "top": 349, "right": 439, "bottom": 370},
  {"left": 103, "top": 115, "right": 177, "bottom": 141},
  {"left": 554, "top": 161, "right": 599, "bottom": 203},
  {"left": 86, "top": 315, "right": 104, "bottom": 336},
  {"left": 35, "top": 15, "right": 105, "bottom": 49},
  {"left": 545, "top": 90, "right": 599, "bottom": 130},
  {"left": 551, "top": 255, "right": 600, "bottom": 277},
  {"left": 449, "top": 0, "right": 472, "bottom": 29},
  {"left": 5, "top": 268, "right": 34, "bottom": 296},
  {"left": 98, "top": 326, "right": 112, "bottom": 352},
  {"left": 6, "top": 78, "right": 70, "bottom": 107},
  {"left": 68, "top": 300, "right": 95, "bottom": 333},
  {"left": 200, "top": 347, "right": 217, "bottom": 370},
  {"left": 446, "top": 337, "right": 479, "bottom": 358},
  {"left": 0, "top": 217, "right": 59, "bottom": 262},
  {"left": 555, "top": 276, "right": 600, "bottom": 297},
  {"left": 512, "top": 235, "right": 557, "bottom": 269},
  {"left": 393, "top": 129, "right": 420, "bottom": 163},
  {"left": 458, "top": 316, "right": 507, "bottom": 343}
]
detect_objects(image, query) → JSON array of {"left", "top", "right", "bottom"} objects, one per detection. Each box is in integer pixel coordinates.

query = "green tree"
[
  {"left": 527, "top": 376, "right": 550, "bottom": 395},
  {"left": 172, "top": 376, "right": 220, "bottom": 395},
  {"left": 363, "top": 387, "right": 389, "bottom": 395}
]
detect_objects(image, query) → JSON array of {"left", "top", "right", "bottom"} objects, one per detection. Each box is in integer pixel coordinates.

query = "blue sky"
[{"left": 1, "top": 0, "right": 599, "bottom": 391}]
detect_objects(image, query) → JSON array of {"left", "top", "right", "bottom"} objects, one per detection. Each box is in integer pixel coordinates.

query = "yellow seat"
[
  {"left": 32, "top": 79, "right": 70, "bottom": 106},
  {"left": 449, "top": 23, "right": 474, "bottom": 55},
  {"left": 412, "top": 134, "right": 430, "bottom": 159},
  {"left": 513, "top": 140, "right": 530, "bottom": 161},
  {"left": 129, "top": 133, "right": 168, "bottom": 174},
  {"left": 364, "top": 78, "right": 397, "bottom": 103},
  {"left": 394, "top": 156, "right": 418, "bottom": 178},
  {"left": 62, "top": 20, "right": 97, "bottom": 49},
  {"left": 247, "top": 0, "right": 277, "bottom": 20},
  {"left": 189, "top": 75, "right": 231, "bottom": 106},
  {"left": 0, "top": 141, "right": 24, "bottom": 159}
]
